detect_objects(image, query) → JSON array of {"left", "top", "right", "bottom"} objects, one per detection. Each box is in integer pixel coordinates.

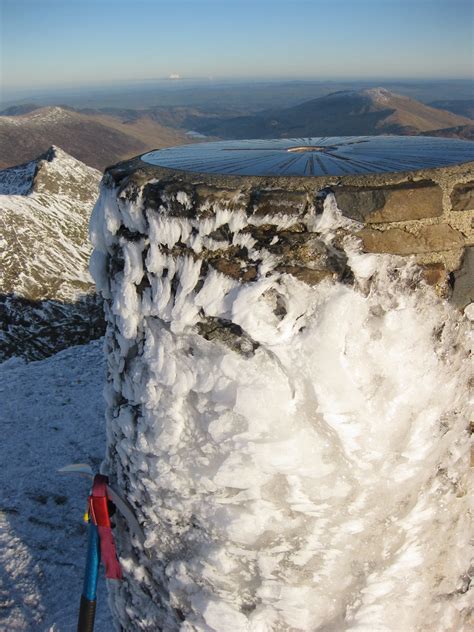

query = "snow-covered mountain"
[{"left": 0, "top": 146, "right": 104, "bottom": 361}]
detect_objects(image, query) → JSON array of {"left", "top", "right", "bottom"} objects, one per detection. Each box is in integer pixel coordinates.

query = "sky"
[{"left": 0, "top": 0, "right": 473, "bottom": 93}]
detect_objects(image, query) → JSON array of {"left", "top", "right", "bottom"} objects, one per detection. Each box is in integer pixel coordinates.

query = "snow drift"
[{"left": 90, "top": 177, "right": 472, "bottom": 631}]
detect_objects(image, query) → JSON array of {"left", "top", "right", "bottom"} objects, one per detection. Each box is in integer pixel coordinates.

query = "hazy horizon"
[
  {"left": 1, "top": 0, "right": 472, "bottom": 96},
  {"left": 1, "top": 77, "right": 473, "bottom": 111}
]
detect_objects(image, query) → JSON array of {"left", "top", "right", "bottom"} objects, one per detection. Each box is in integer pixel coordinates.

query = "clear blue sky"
[{"left": 1, "top": 0, "right": 473, "bottom": 90}]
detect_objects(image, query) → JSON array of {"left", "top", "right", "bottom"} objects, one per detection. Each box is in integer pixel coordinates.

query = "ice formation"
[{"left": 90, "top": 178, "right": 472, "bottom": 631}]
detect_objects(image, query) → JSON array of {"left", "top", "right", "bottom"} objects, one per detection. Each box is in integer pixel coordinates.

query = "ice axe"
[{"left": 59, "top": 464, "right": 144, "bottom": 632}]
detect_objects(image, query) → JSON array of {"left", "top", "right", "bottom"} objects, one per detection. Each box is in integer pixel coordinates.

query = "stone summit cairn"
[{"left": 90, "top": 137, "right": 473, "bottom": 630}]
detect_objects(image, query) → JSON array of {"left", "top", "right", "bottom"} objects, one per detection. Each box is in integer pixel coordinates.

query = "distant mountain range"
[
  {"left": 0, "top": 106, "right": 190, "bottom": 170},
  {"left": 0, "top": 146, "right": 104, "bottom": 360},
  {"left": 1, "top": 89, "right": 471, "bottom": 173},
  {"left": 183, "top": 88, "right": 473, "bottom": 140}
]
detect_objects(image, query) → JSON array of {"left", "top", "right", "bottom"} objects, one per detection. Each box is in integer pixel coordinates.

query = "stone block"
[
  {"left": 333, "top": 187, "right": 385, "bottom": 221},
  {"left": 334, "top": 180, "right": 443, "bottom": 223},
  {"left": 196, "top": 318, "right": 259, "bottom": 357},
  {"left": 267, "top": 233, "right": 326, "bottom": 262},
  {"left": 276, "top": 265, "right": 334, "bottom": 285},
  {"left": 422, "top": 263, "right": 447, "bottom": 286},
  {"left": 143, "top": 180, "right": 195, "bottom": 217},
  {"left": 359, "top": 224, "right": 465, "bottom": 255},
  {"left": 211, "top": 258, "right": 258, "bottom": 282},
  {"left": 194, "top": 184, "right": 247, "bottom": 214},
  {"left": 451, "top": 246, "right": 474, "bottom": 308},
  {"left": 251, "top": 189, "right": 309, "bottom": 217},
  {"left": 450, "top": 181, "right": 474, "bottom": 212}
]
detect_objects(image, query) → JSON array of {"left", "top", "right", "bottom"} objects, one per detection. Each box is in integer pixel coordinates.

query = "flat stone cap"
[{"left": 141, "top": 136, "right": 474, "bottom": 177}]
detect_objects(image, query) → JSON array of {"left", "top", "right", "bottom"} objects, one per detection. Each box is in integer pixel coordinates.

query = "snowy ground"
[{"left": 0, "top": 341, "right": 113, "bottom": 631}]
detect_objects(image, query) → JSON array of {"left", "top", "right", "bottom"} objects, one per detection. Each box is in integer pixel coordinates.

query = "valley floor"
[{"left": 0, "top": 340, "right": 112, "bottom": 631}]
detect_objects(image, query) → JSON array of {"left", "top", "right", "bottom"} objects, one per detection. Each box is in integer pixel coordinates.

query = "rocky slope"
[
  {"left": 0, "top": 146, "right": 104, "bottom": 360},
  {"left": 188, "top": 88, "right": 473, "bottom": 139},
  {"left": 0, "top": 106, "right": 189, "bottom": 170}
]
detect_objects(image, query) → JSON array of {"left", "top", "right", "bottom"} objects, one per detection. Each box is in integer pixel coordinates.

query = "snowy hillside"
[
  {"left": 0, "top": 147, "right": 104, "bottom": 360},
  {"left": 0, "top": 341, "right": 112, "bottom": 631}
]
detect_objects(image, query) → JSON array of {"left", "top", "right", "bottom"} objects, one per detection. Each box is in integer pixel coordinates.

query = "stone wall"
[
  {"left": 333, "top": 168, "right": 473, "bottom": 307},
  {"left": 106, "top": 156, "right": 474, "bottom": 308}
]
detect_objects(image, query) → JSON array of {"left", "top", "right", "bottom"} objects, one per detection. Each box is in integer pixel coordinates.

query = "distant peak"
[
  {"left": 38, "top": 145, "right": 71, "bottom": 163},
  {"left": 37, "top": 145, "right": 101, "bottom": 172},
  {"left": 362, "top": 88, "right": 406, "bottom": 103},
  {"left": 365, "top": 87, "right": 393, "bottom": 96},
  {"left": 12, "top": 106, "right": 74, "bottom": 124},
  {"left": 0, "top": 145, "right": 100, "bottom": 197},
  {"left": 0, "top": 105, "right": 74, "bottom": 126},
  {"left": 33, "top": 105, "right": 72, "bottom": 120}
]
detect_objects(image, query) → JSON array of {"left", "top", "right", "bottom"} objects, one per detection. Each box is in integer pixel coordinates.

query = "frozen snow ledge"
[{"left": 90, "top": 162, "right": 473, "bottom": 631}]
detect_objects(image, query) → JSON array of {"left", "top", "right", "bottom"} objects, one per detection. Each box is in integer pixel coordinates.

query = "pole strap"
[{"left": 89, "top": 474, "right": 122, "bottom": 580}]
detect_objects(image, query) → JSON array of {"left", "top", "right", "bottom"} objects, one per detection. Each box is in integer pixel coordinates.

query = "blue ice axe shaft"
[{"left": 77, "top": 521, "right": 100, "bottom": 632}]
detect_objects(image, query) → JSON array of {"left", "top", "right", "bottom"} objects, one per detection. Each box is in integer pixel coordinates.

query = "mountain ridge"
[{"left": 0, "top": 146, "right": 104, "bottom": 360}]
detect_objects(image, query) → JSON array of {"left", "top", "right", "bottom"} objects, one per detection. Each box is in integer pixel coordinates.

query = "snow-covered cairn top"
[{"left": 90, "top": 167, "right": 471, "bottom": 632}]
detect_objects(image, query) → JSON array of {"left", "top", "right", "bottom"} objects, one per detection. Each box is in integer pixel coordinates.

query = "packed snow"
[
  {"left": 90, "top": 184, "right": 473, "bottom": 631},
  {"left": 0, "top": 341, "right": 113, "bottom": 631}
]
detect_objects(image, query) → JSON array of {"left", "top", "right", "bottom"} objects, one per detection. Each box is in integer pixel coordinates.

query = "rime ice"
[{"left": 91, "top": 176, "right": 472, "bottom": 632}]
